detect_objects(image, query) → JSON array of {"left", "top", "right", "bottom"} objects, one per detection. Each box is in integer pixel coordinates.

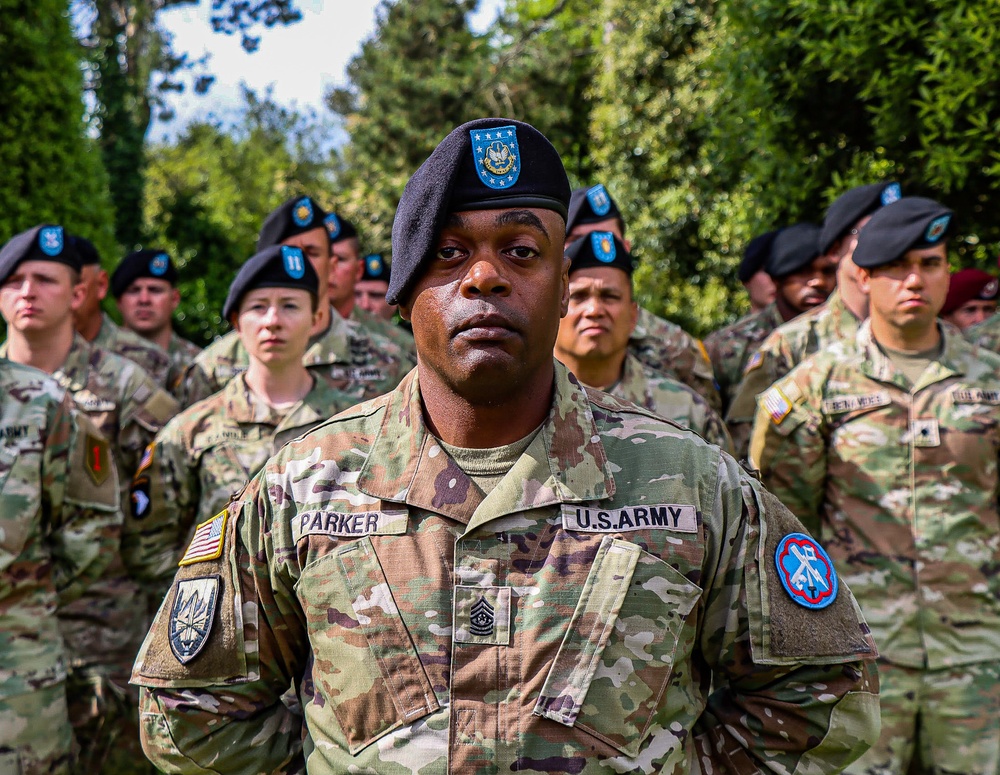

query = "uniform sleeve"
[
  {"left": 726, "top": 336, "right": 793, "bottom": 460},
  {"left": 694, "top": 455, "right": 880, "bottom": 773},
  {"left": 747, "top": 370, "right": 827, "bottom": 534},
  {"left": 177, "top": 362, "right": 219, "bottom": 408},
  {"left": 132, "top": 473, "right": 307, "bottom": 774},
  {"left": 117, "top": 370, "right": 180, "bottom": 477},
  {"left": 48, "top": 399, "right": 122, "bottom": 606}
]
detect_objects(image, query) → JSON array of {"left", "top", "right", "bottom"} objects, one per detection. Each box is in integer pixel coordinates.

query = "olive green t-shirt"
[{"left": 438, "top": 426, "right": 542, "bottom": 496}]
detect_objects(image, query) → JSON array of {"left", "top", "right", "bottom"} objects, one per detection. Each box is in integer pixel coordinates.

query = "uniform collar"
[
  {"left": 856, "top": 318, "right": 963, "bottom": 391},
  {"left": 301, "top": 307, "right": 354, "bottom": 366},
  {"left": 357, "top": 360, "right": 616, "bottom": 527},
  {"left": 53, "top": 333, "right": 97, "bottom": 392},
  {"left": 609, "top": 353, "right": 646, "bottom": 406},
  {"left": 223, "top": 372, "right": 342, "bottom": 432}
]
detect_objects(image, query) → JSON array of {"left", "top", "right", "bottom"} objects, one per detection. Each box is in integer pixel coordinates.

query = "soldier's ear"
[
  {"left": 857, "top": 267, "right": 873, "bottom": 295},
  {"left": 558, "top": 255, "right": 571, "bottom": 318}
]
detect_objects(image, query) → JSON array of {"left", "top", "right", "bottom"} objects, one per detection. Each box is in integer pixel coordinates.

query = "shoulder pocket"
[
  {"left": 296, "top": 536, "right": 440, "bottom": 754},
  {"left": 533, "top": 535, "right": 701, "bottom": 758}
]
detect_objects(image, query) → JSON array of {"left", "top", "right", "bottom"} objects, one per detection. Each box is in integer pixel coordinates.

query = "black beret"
[
  {"left": 852, "top": 197, "right": 953, "bottom": 269},
  {"left": 766, "top": 223, "right": 821, "bottom": 279},
  {"left": 819, "top": 182, "right": 901, "bottom": 255},
  {"left": 566, "top": 231, "right": 634, "bottom": 276},
  {"left": 222, "top": 245, "right": 319, "bottom": 319},
  {"left": 0, "top": 225, "right": 80, "bottom": 283},
  {"left": 72, "top": 235, "right": 101, "bottom": 266},
  {"left": 738, "top": 229, "right": 781, "bottom": 283},
  {"left": 388, "top": 117, "right": 571, "bottom": 305},
  {"left": 565, "top": 184, "right": 624, "bottom": 235},
  {"left": 256, "top": 195, "right": 329, "bottom": 251},
  {"left": 110, "top": 249, "right": 177, "bottom": 297},
  {"left": 361, "top": 253, "right": 390, "bottom": 283},
  {"left": 325, "top": 213, "right": 358, "bottom": 244}
]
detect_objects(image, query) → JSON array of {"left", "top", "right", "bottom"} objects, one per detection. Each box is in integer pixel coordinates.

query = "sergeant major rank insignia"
[
  {"left": 469, "top": 596, "right": 495, "bottom": 637},
  {"left": 169, "top": 576, "right": 219, "bottom": 664},
  {"left": 470, "top": 125, "right": 520, "bottom": 189},
  {"left": 292, "top": 197, "right": 314, "bottom": 227},
  {"left": 586, "top": 184, "right": 612, "bottom": 216},
  {"left": 775, "top": 533, "right": 837, "bottom": 609}
]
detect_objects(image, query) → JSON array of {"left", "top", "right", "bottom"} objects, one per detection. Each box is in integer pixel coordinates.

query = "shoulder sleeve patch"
[
  {"left": 66, "top": 417, "right": 118, "bottom": 510},
  {"left": 179, "top": 510, "right": 228, "bottom": 566},
  {"left": 761, "top": 387, "right": 793, "bottom": 425},
  {"left": 743, "top": 351, "right": 764, "bottom": 375}
]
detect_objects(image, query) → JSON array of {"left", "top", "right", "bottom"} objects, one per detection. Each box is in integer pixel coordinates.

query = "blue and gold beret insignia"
[
  {"left": 926, "top": 214, "right": 950, "bottom": 243},
  {"left": 880, "top": 182, "right": 901, "bottom": 206},
  {"left": 590, "top": 231, "right": 617, "bottom": 263},
  {"left": 38, "top": 226, "right": 64, "bottom": 257},
  {"left": 149, "top": 252, "right": 169, "bottom": 276},
  {"left": 292, "top": 197, "right": 314, "bottom": 228},
  {"left": 470, "top": 125, "right": 520, "bottom": 190},
  {"left": 366, "top": 254, "right": 384, "bottom": 277},
  {"left": 281, "top": 245, "right": 306, "bottom": 279},
  {"left": 586, "top": 184, "right": 612, "bottom": 217},
  {"left": 325, "top": 213, "right": 341, "bottom": 240}
]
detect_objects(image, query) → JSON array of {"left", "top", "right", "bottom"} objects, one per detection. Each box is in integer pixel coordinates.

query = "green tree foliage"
[
  {"left": 142, "top": 88, "right": 335, "bottom": 343},
  {"left": 74, "top": 0, "right": 303, "bottom": 248},
  {"left": 0, "top": 0, "right": 116, "bottom": 254}
]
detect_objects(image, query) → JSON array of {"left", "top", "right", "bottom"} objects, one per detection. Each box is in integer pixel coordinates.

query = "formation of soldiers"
[{"left": 1, "top": 115, "right": 998, "bottom": 775}]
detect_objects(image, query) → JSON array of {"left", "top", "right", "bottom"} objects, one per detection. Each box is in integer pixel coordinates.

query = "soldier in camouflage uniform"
[
  {"left": 355, "top": 252, "right": 399, "bottom": 321},
  {"left": 325, "top": 212, "right": 416, "bottom": 358},
  {"left": 127, "top": 245, "right": 355, "bottom": 590},
  {"left": 134, "top": 118, "right": 878, "bottom": 774},
  {"left": 726, "top": 182, "right": 901, "bottom": 457},
  {"left": 705, "top": 222, "right": 835, "bottom": 414},
  {"left": 0, "top": 359, "right": 121, "bottom": 775},
  {"left": 71, "top": 236, "right": 173, "bottom": 391},
  {"left": 751, "top": 198, "right": 1000, "bottom": 774},
  {"left": 111, "top": 249, "right": 202, "bottom": 402},
  {"left": 565, "top": 182, "right": 721, "bottom": 411},
  {"left": 554, "top": 231, "right": 733, "bottom": 452},
  {"left": 0, "top": 225, "right": 179, "bottom": 775},
  {"left": 180, "top": 196, "right": 412, "bottom": 406}
]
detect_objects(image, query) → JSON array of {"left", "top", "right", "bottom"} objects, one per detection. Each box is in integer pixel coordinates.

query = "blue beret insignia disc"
[
  {"left": 169, "top": 576, "right": 220, "bottom": 664},
  {"left": 775, "top": 533, "right": 838, "bottom": 609},
  {"left": 281, "top": 246, "right": 306, "bottom": 279},
  {"left": 586, "top": 184, "right": 612, "bottom": 217},
  {"left": 325, "top": 213, "right": 341, "bottom": 240},
  {"left": 39, "top": 226, "right": 64, "bottom": 257},
  {"left": 591, "top": 231, "right": 617, "bottom": 263},
  {"left": 366, "top": 254, "right": 384, "bottom": 276},
  {"left": 926, "top": 214, "right": 950, "bottom": 243},
  {"left": 149, "top": 253, "right": 169, "bottom": 276},
  {"left": 470, "top": 125, "right": 520, "bottom": 190},
  {"left": 292, "top": 197, "right": 314, "bottom": 228},
  {"left": 880, "top": 183, "right": 901, "bottom": 206}
]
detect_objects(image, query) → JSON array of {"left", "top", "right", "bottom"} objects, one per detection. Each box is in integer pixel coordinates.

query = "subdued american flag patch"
[
  {"left": 763, "top": 387, "right": 792, "bottom": 424},
  {"left": 179, "top": 510, "right": 228, "bottom": 566}
]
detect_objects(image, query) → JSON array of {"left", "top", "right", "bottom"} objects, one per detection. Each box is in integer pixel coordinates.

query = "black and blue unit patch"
[
  {"left": 169, "top": 576, "right": 220, "bottom": 664},
  {"left": 775, "top": 532, "right": 838, "bottom": 609},
  {"left": 470, "top": 125, "right": 520, "bottom": 190}
]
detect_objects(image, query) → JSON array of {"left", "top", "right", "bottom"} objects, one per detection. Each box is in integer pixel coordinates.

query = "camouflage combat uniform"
[
  {"left": 968, "top": 311, "right": 1000, "bottom": 351},
  {"left": 180, "top": 310, "right": 412, "bottom": 407},
  {"left": 350, "top": 304, "right": 416, "bottom": 361},
  {"left": 0, "top": 335, "right": 178, "bottom": 774},
  {"left": 750, "top": 320, "right": 1000, "bottom": 774},
  {"left": 164, "top": 331, "right": 202, "bottom": 403},
  {"left": 0, "top": 360, "right": 120, "bottom": 775},
  {"left": 611, "top": 352, "right": 734, "bottom": 454},
  {"left": 126, "top": 373, "right": 354, "bottom": 591},
  {"left": 133, "top": 362, "right": 879, "bottom": 774},
  {"left": 703, "top": 302, "right": 784, "bottom": 414},
  {"left": 92, "top": 312, "right": 172, "bottom": 391},
  {"left": 725, "top": 290, "right": 862, "bottom": 459},
  {"left": 628, "top": 307, "right": 721, "bottom": 412}
]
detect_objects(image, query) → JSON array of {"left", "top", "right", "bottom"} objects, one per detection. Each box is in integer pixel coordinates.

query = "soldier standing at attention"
[
  {"left": 126, "top": 246, "right": 355, "bottom": 590},
  {"left": 354, "top": 252, "right": 398, "bottom": 321},
  {"left": 726, "top": 182, "right": 900, "bottom": 457},
  {"left": 554, "top": 230, "right": 733, "bottom": 452},
  {"left": 111, "top": 249, "right": 202, "bottom": 401},
  {"left": 564, "top": 182, "right": 722, "bottom": 411},
  {"left": 705, "top": 222, "right": 835, "bottom": 413},
  {"left": 325, "top": 212, "right": 416, "bottom": 357},
  {"left": 133, "top": 118, "right": 878, "bottom": 774},
  {"left": 751, "top": 197, "right": 1000, "bottom": 775},
  {"left": 181, "top": 195, "right": 410, "bottom": 406},
  {"left": 939, "top": 268, "right": 999, "bottom": 331},
  {"left": 70, "top": 236, "right": 172, "bottom": 391},
  {"left": 0, "top": 362, "right": 120, "bottom": 775},
  {"left": 0, "top": 225, "right": 178, "bottom": 775}
]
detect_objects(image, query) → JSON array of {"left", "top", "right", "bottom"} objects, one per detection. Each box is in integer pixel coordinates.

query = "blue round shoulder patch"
[
  {"left": 775, "top": 532, "right": 838, "bottom": 610},
  {"left": 149, "top": 253, "right": 169, "bottom": 276},
  {"left": 281, "top": 245, "right": 306, "bottom": 279}
]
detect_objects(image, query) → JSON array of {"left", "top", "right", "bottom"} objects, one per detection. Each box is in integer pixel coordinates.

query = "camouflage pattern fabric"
[
  {"left": 968, "top": 310, "right": 1000, "bottom": 352},
  {"left": 133, "top": 362, "right": 879, "bottom": 774},
  {"left": 610, "top": 352, "right": 734, "bottom": 454},
  {"left": 726, "top": 290, "right": 862, "bottom": 459},
  {"left": 350, "top": 304, "right": 416, "bottom": 361},
  {"left": 844, "top": 661, "right": 1000, "bottom": 775},
  {"left": 703, "top": 302, "right": 784, "bottom": 414},
  {"left": 180, "top": 309, "right": 413, "bottom": 407},
  {"left": 92, "top": 313, "right": 172, "bottom": 391},
  {"left": 750, "top": 320, "right": 1000, "bottom": 671},
  {"left": 164, "top": 332, "right": 202, "bottom": 404},
  {"left": 125, "top": 372, "right": 356, "bottom": 592},
  {"left": 0, "top": 360, "right": 120, "bottom": 775},
  {"left": 627, "top": 307, "right": 721, "bottom": 412}
]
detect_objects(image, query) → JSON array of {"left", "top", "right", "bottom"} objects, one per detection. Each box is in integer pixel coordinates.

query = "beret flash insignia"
[
  {"left": 926, "top": 214, "right": 950, "bottom": 243},
  {"left": 325, "top": 213, "right": 341, "bottom": 240},
  {"left": 367, "top": 254, "right": 384, "bottom": 276},
  {"left": 39, "top": 226, "right": 64, "bottom": 257},
  {"left": 880, "top": 182, "right": 901, "bottom": 206},
  {"left": 281, "top": 245, "right": 306, "bottom": 279},
  {"left": 470, "top": 125, "right": 520, "bottom": 190},
  {"left": 586, "top": 184, "right": 612, "bottom": 217},
  {"left": 591, "top": 231, "right": 617, "bottom": 263},
  {"left": 149, "top": 252, "right": 169, "bottom": 276},
  {"left": 293, "top": 197, "right": 314, "bottom": 228}
]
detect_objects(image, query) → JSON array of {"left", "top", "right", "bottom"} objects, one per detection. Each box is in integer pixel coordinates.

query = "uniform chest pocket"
[
  {"left": 295, "top": 536, "right": 440, "bottom": 755},
  {"left": 0, "top": 443, "right": 35, "bottom": 566},
  {"left": 533, "top": 535, "right": 701, "bottom": 758}
]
